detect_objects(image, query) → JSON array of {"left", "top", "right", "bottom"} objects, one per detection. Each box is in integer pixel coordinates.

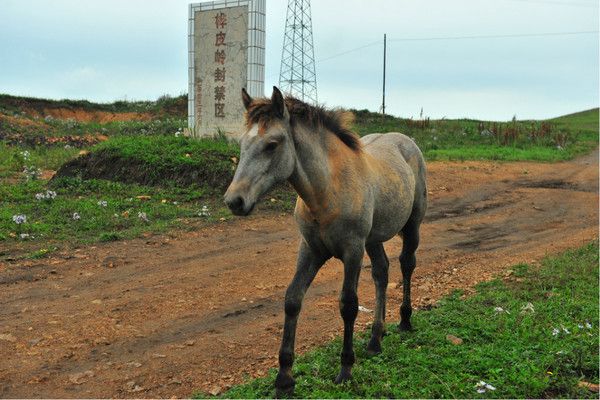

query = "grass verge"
[{"left": 203, "top": 242, "right": 599, "bottom": 399}]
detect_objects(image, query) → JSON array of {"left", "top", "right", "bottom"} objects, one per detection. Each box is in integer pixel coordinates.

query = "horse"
[{"left": 224, "top": 86, "right": 427, "bottom": 396}]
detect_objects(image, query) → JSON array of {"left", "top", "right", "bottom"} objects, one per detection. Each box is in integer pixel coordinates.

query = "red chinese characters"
[{"left": 213, "top": 12, "right": 228, "bottom": 118}]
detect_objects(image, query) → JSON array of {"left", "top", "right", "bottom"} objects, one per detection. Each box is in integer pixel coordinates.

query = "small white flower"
[
  {"left": 174, "top": 131, "right": 182, "bottom": 137},
  {"left": 562, "top": 327, "right": 570, "bottom": 334},
  {"left": 12, "top": 214, "right": 27, "bottom": 224},
  {"left": 35, "top": 193, "right": 45, "bottom": 201},
  {"left": 585, "top": 322, "right": 592, "bottom": 329},
  {"left": 494, "top": 306, "right": 510, "bottom": 314},
  {"left": 475, "top": 381, "right": 496, "bottom": 393},
  {"left": 138, "top": 212, "right": 149, "bottom": 222},
  {"left": 19, "top": 233, "right": 31, "bottom": 240},
  {"left": 72, "top": 212, "right": 81, "bottom": 220},
  {"left": 20, "top": 150, "right": 30, "bottom": 160},
  {"left": 520, "top": 302, "right": 535, "bottom": 314},
  {"left": 199, "top": 205, "right": 211, "bottom": 217},
  {"left": 46, "top": 190, "right": 57, "bottom": 199},
  {"left": 552, "top": 327, "right": 560, "bottom": 336},
  {"left": 97, "top": 200, "right": 108, "bottom": 207},
  {"left": 578, "top": 324, "right": 584, "bottom": 329}
]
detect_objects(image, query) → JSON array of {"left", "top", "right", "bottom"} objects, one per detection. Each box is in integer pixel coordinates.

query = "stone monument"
[{"left": 188, "top": 0, "right": 265, "bottom": 139}]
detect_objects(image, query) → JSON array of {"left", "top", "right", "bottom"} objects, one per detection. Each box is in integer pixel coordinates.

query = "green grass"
[
  {"left": 0, "top": 176, "right": 230, "bottom": 256},
  {"left": 353, "top": 108, "right": 599, "bottom": 162},
  {"left": 424, "top": 145, "right": 584, "bottom": 162},
  {"left": 0, "top": 93, "right": 187, "bottom": 116},
  {"left": 205, "top": 242, "right": 599, "bottom": 399}
]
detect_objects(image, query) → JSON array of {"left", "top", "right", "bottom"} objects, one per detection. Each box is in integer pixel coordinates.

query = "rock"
[
  {"left": 387, "top": 282, "right": 398, "bottom": 290},
  {"left": 185, "top": 340, "right": 196, "bottom": 346},
  {"left": 126, "top": 361, "right": 142, "bottom": 368},
  {"left": 209, "top": 386, "right": 222, "bottom": 396},
  {"left": 91, "top": 299, "right": 102, "bottom": 305},
  {"left": 151, "top": 353, "right": 167, "bottom": 358},
  {"left": 69, "top": 370, "right": 94, "bottom": 384},
  {"left": 446, "top": 334, "right": 463, "bottom": 345},
  {"left": 0, "top": 333, "right": 17, "bottom": 342},
  {"left": 358, "top": 305, "right": 373, "bottom": 313},
  {"left": 102, "top": 256, "right": 119, "bottom": 268}
]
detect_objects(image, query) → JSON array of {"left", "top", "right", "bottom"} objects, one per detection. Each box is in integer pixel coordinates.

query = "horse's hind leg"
[
  {"left": 275, "top": 240, "right": 328, "bottom": 396},
  {"left": 398, "top": 220, "right": 420, "bottom": 332},
  {"left": 365, "top": 242, "right": 389, "bottom": 355}
]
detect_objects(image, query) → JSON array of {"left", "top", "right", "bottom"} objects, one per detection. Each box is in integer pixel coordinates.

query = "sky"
[{"left": 0, "top": 0, "right": 598, "bottom": 120}]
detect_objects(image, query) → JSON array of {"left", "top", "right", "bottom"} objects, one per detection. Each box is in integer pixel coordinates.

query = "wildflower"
[
  {"left": 36, "top": 190, "right": 57, "bottom": 201},
  {"left": 552, "top": 328, "right": 560, "bottom": 336},
  {"left": 562, "top": 326, "right": 570, "bottom": 334},
  {"left": 174, "top": 131, "right": 182, "bottom": 137},
  {"left": 138, "top": 212, "right": 149, "bottom": 222},
  {"left": 585, "top": 322, "right": 592, "bottom": 329},
  {"left": 20, "top": 150, "right": 30, "bottom": 159},
  {"left": 520, "top": 302, "right": 535, "bottom": 314},
  {"left": 97, "top": 200, "right": 108, "bottom": 207},
  {"left": 494, "top": 306, "right": 510, "bottom": 314},
  {"left": 72, "top": 212, "right": 81, "bottom": 221},
  {"left": 22, "top": 165, "right": 42, "bottom": 181},
  {"left": 19, "top": 233, "right": 31, "bottom": 240},
  {"left": 12, "top": 214, "right": 27, "bottom": 224},
  {"left": 475, "top": 381, "right": 496, "bottom": 393},
  {"left": 199, "top": 205, "right": 210, "bottom": 217}
]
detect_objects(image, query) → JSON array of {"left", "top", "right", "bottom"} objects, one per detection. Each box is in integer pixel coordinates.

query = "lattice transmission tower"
[{"left": 279, "top": 0, "right": 318, "bottom": 103}]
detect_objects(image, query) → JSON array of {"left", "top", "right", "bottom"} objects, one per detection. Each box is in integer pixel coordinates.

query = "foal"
[{"left": 224, "top": 87, "right": 427, "bottom": 395}]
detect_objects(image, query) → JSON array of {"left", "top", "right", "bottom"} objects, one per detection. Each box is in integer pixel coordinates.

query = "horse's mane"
[{"left": 245, "top": 96, "right": 362, "bottom": 152}]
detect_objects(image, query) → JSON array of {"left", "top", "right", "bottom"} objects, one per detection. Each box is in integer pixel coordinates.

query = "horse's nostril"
[{"left": 227, "top": 196, "right": 244, "bottom": 211}]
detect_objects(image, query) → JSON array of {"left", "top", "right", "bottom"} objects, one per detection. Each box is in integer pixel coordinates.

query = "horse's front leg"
[
  {"left": 335, "top": 246, "right": 364, "bottom": 384},
  {"left": 275, "top": 240, "right": 328, "bottom": 396}
]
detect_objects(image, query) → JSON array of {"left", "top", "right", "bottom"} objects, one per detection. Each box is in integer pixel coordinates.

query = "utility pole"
[{"left": 382, "top": 33, "right": 387, "bottom": 116}]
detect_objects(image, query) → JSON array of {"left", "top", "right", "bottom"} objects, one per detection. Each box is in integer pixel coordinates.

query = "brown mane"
[{"left": 245, "top": 96, "right": 362, "bottom": 152}]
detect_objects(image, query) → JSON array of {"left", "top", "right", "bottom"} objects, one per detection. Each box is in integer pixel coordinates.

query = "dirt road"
[{"left": 1, "top": 151, "right": 597, "bottom": 398}]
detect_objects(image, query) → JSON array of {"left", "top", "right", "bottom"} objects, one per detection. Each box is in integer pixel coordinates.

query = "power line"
[
  {"left": 501, "top": 0, "right": 599, "bottom": 8},
  {"left": 265, "top": 30, "right": 597, "bottom": 80},
  {"left": 387, "top": 30, "right": 599, "bottom": 42}
]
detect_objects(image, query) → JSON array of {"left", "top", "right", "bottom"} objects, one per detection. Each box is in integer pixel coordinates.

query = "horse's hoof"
[
  {"left": 275, "top": 372, "right": 295, "bottom": 398},
  {"left": 334, "top": 369, "right": 352, "bottom": 384},
  {"left": 397, "top": 321, "right": 413, "bottom": 332},
  {"left": 366, "top": 337, "right": 382, "bottom": 355}
]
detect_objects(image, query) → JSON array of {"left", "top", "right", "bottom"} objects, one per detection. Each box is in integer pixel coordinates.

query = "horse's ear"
[
  {"left": 241, "top": 88, "right": 253, "bottom": 110},
  {"left": 271, "top": 86, "right": 288, "bottom": 119}
]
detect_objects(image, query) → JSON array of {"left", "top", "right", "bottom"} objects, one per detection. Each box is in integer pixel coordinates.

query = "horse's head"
[{"left": 224, "top": 86, "right": 296, "bottom": 216}]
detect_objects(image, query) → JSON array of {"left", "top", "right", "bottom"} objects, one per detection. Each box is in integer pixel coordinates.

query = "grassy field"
[
  {"left": 352, "top": 108, "right": 599, "bottom": 161},
  {"left": 203, "top": 242, "right": 599, "bottom": 399},
  {"left": 0, "top": 93, "right": 597, "bottom": 257}
]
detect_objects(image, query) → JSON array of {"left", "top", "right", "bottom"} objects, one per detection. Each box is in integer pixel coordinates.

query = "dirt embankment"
[{"left": 0, "top": 150, "right": 598, "bottom": 398}]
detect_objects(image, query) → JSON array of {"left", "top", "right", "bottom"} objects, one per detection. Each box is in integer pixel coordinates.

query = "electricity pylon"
[{"left": 279, "top": 0, "right": 318, "bottom": 103}]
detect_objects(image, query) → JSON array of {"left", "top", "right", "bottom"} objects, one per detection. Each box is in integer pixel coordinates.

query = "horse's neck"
[{"left": 288, "top": 124, "right": 358, "bottom": 214}]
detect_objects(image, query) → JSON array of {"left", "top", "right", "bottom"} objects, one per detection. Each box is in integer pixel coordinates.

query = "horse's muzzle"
[{"left": 224, "top": 194, "right": 255, "bottom": 216}]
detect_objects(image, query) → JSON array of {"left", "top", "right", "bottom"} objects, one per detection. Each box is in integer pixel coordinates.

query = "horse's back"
[{"left": 361, "top": 132, "right": 427, "bottom": 225}]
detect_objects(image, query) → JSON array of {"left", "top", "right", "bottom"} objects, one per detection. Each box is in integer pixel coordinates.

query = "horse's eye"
[{"left": 265, "top": 141, "right": 278, "bottom": 152}]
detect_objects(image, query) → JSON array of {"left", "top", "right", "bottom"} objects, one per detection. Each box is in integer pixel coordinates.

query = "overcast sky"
[{"left": 0, "top": 0, "right": 598, "bottom": 120}]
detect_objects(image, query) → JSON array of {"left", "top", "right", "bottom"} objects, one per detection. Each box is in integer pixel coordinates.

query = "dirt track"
[{"left": 0, "top": 151, "right": 598, "bottom": 398}]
